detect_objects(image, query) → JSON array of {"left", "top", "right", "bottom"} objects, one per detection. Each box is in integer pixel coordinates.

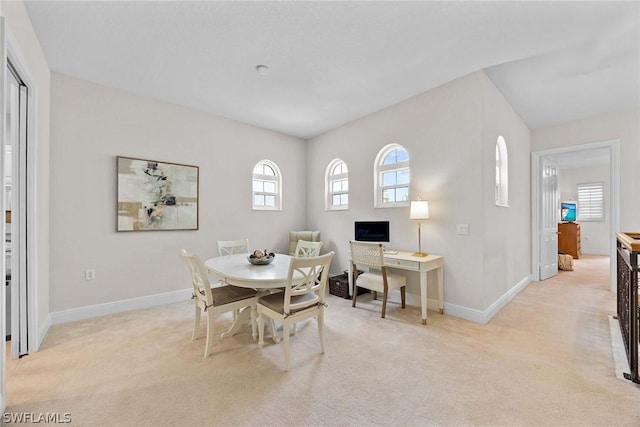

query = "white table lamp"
[{"left": 410, "top": 200, "right": 430, "bottom": 257}]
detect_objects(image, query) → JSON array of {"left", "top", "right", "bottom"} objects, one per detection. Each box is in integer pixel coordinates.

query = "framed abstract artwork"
[{"left": 117, "top": 156, "right": 199, "bottom": 231}]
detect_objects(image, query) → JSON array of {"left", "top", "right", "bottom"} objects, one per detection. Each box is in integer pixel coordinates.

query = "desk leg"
[
  {"left": 437, "top": 266, "right": 444, "bottom": 314},
  {"left": 420, "top": 271, "right": 427, "bottom": 325}
]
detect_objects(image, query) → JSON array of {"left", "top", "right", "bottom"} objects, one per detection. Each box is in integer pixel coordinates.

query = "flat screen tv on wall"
[
  {"left": 561, "top": 201, "right": 577, "bottom": 222},
  {"left": 354, "top": 221, "right": 390, "bottom": 243}
]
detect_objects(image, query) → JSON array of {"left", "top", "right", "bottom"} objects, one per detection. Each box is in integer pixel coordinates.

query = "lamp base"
[{"left": 412, "top": 252, "right": 429, "bottom": 257}]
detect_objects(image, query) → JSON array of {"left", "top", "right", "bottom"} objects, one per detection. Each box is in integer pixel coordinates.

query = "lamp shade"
[{"left": 410, "top": 200, "right": 430, "bottom": 220}]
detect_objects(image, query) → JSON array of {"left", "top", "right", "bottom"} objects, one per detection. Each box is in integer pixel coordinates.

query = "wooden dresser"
[{"left": 558, "top": 222, "right": 581, "bottom": 259}]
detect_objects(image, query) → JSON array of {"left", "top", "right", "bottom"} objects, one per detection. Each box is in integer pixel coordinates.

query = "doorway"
[{"left": 531, "top": 140, "right": 620, "bottom": 291}]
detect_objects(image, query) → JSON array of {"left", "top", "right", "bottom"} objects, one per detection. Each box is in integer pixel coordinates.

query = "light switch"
[{"left": 457, "top": 224, "right": 469, "bottom": 235}]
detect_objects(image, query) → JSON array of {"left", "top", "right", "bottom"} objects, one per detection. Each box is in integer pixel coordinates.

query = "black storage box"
[{"left": 329, "top": 272, "right": 369, "bottom": 299}]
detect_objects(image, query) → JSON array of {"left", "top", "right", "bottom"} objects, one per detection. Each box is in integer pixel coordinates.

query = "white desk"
[{"left": 349, "top": 251, "right": 444, "bottom": 325}]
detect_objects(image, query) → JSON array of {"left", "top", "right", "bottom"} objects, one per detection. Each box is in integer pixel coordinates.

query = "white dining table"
[
  {"left": 204, "top": 253, "right": 297, "bottom": 341},
  {"left": 205, "top": 253, "right": 296, "bottom": 290}
]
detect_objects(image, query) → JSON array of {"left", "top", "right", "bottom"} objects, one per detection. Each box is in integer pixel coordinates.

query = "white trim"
[
  {"left": 37, "top": 314, "right": 51, "bottom": 350},
  {"left": 50, "top": 289, "right": 192, "bottom": 325},
  {"left": 531, "top": 140, "right": 620, "bottom": 289},
  {"left": 444, "top": 275, "right": 531, "bottom": 324}
]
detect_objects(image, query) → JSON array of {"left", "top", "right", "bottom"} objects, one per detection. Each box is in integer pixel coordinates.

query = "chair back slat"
[
  {"left": 349, "top": 241, "right": 385, "bottom": 268},
  {"left": 284, "top": 252, "right": 334, "bottom": 315},
  {"left": 180, "top": 249, "right": 213, "bottom": 305},
  {"left": 217, "top": 238, "right": 249, "bottom": 256},
  {"left": 294, "top": 240, "right": 323, "bottom": 258}
]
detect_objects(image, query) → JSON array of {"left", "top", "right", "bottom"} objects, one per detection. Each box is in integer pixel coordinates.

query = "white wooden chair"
[
  {"left": 215, "top": 239, "right": 251, "bottom": 320},
  {"left": 294, "top": 240, "right": 323, "bottom": 257},
  {"left": 290, "top": 240, "right": 323, "bottom": 334},
  {"left": 217, "top": 238, "right": 250, "bottom": 256},
  {"left": 257, "top": 252, "right": 334, "bottom": 371},
  {"left": 180, "top": 249, "right": 258, "bottom": 358},
  {"left": 349, "top": 240, "right": 406, "bottom": 318}
]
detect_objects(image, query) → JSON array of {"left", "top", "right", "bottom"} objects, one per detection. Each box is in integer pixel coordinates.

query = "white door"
[{"left": 540, "top": 159, "right": 559, "bottom": 280}]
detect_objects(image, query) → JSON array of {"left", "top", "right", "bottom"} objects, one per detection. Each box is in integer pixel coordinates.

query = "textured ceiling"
[{"left": 23, "top": 1, "right": 640, "bottom": 139}]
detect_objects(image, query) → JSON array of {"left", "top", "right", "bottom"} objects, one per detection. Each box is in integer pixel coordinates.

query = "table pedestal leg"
[{"left": 221, "top": 306, "right": 252, "bottom": 339}]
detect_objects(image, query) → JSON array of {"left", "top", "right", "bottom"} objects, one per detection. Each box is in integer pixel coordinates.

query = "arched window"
[
  {"left": 495, "top": 136, "right": 509, "bottom": 207},
  {"left": 325, "top": 159, "right": 349, "bottom": 210},
  {"left": 374, "top": 144, "right": 410, "bottom": 208},
  {"left": 252, "top": 159, "right": 282, "bottom": 210}
]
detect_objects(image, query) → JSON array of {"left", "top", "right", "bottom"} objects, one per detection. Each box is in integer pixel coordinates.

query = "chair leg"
[
  {"left": 270, "top": 319, "right": 280, "bottom": 343},
  {"left": 372, "top": 290, "right": 378, "bottom": 300},
  {"left": 192, "top": 303, "right": 201, "bottom": 341},
  {"left": 381, "top": 288, "right": 388, "bottom": 318},
  {"left": 352, "top": 285, "right": 359, "bottom": 307},
  {"left": 401, "top": 286, "right": 406, "bottom": 308},
  {"left": 318, "top": 308, "right": 325, "bottom": 354},
  {"left": 204, "top": 311, "right": 215, "bottom": 358},
  {"left": 283, "top": 322, "right": 291, "bottom": 371},
  {"left": 257, "top": 312, "right": 265, "bottom": 349}
]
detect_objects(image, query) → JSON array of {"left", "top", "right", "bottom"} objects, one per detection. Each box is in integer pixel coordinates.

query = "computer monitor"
[{"left": 354, "top": 221, "right": 390, "bottom": 242}]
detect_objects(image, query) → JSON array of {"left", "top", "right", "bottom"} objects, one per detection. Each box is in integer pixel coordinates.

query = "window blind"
[{"left": 577, "top": 182, "right": 604, "bottom": 221}]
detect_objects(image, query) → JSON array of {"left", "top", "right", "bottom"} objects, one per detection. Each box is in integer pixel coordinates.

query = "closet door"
[{"left": 6, "top": 60, "right": 29, "bottom": 359}]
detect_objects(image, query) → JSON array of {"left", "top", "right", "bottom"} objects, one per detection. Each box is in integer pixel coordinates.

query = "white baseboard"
[
  {"left": 37, "top": 314, "right": 52, "bottom": 350},
  {"left": 444, "top": 275, "right": 531, "bottom": 324},
  {"left": 50, "top": 288, "right": 192, "bottom": 325}
]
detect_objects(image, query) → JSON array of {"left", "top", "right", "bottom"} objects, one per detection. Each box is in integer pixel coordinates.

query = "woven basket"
[{"left": 329, "top": 273, "right": 369, "bottom": 299}]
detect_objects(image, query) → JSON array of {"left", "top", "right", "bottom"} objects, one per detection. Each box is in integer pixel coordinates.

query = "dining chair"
[
  {"left": 349, "top": 240, "right": 406, "bottom": 318},
  {"left": 290, "top": 240, "right": 323, "bottom": 334},
  {"left": 294, "top": 240, "right": 323, "bottom": 257},
  {"left": 180, "top": 249, "right": 258, "bottom": 358},
  {"left": 257, "top": 251, "right": 334, "bottom": 371},
  {"left": 217, "top": 238, "right": 250, "bottom": 256}
]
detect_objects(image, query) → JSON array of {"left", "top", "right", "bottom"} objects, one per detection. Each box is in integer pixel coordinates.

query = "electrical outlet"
[
  {"left": 85, "top": 269, "right": 96, "bottom": 280},
  {"left": 457, "top": 224, "right": 469, "bottom": 235}
]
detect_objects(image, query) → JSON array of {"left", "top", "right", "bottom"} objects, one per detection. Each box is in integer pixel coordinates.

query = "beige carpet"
[{"left": 5, "top": 255, "right": 640, "bottom": 426}]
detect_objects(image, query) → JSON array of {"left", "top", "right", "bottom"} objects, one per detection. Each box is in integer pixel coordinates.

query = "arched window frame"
[
  {"left": 325, "top": 158, "right": 349, "bottom": 211},
  {"left": 495, "top": 136, "right": 509, "bottom": 207},
  {"left": 252, "top": 159, "right": 282, "bottom": 211},
  {"left": 374, "top": 143, "right": 410, "bottom": 208}
]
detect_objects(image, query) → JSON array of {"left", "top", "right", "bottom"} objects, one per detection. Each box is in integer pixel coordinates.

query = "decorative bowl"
[{"left": 247, "top": 255, "right": 275, "bottom": 265}]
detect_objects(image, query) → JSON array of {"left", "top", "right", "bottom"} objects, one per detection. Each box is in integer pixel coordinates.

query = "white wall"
[
  {"left": 480, "top": 71, "right": 532, "bottom": 309},
  {"left": 558, "top": 165, "right": 610, "bottom": 255},
  {"left": 1, "top": 0, "right": 51, "bottom": 345},
  {"left": 307, "top": 71, "right": 531, "bottom": 320},
  {"left": 49, "top": 74, "right": 306, "bottom": 313},
  {"left": 532, "top": 109, "right": 640, "bottom": 232}
]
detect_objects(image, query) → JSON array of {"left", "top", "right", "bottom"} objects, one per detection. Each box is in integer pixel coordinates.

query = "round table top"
[{"left": 204, "top": 253, "right": 294, "bottom": 289}]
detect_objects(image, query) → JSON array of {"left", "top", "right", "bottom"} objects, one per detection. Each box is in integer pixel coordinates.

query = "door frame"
[{"left": 531, "top": 139, "right": 620, "bottom": 291}]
